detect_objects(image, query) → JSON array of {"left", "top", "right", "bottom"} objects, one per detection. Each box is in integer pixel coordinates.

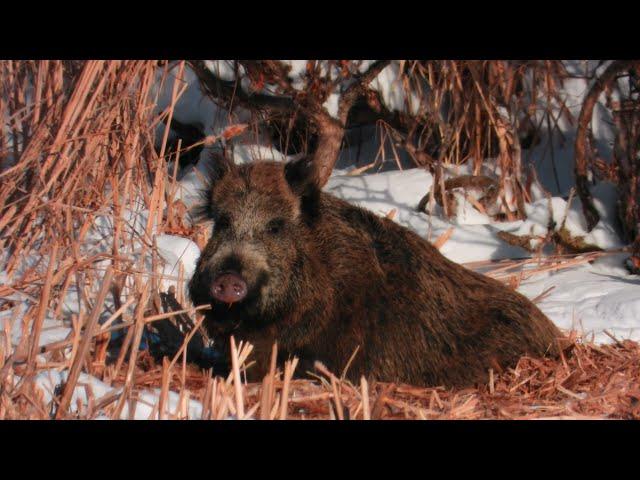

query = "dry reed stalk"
[
  {"left": 229, "top": 336, "right": 245, "bottom": 419},
  {"left": 278, "top": 357, "right": 299, "bottom": 420},
  {"left": 489, "top": 254, "right": 600, "bottom": 281},
  {"left": 26, "top": 242, "right": 59, "bottom": 372},
  {"left": 143, "top": 305, "right": 211, "bottom": 324},
  {"left": 259, "top": 342, "right": 278, "bottom": 420},
  {"left": 54, "top": 335, "right": 640, "bottom": 419},
  {"left": 360, "top": 376, "right": 371, "bottom": 420},
  {"left": 56, "top": 266, "right": 114, "bottom": 418},
  {"left": 432, "top": 227, "right": 454, "bottom": 250},
  {"left": 39, "top": 302, "right": 135, "bottom": 355},
  {"left": 166, "top": 313, "right": 206, "bottom": 373},
  {"left": 386, "top": 208, "right": 397, "bottom": 220},
  {"left": 489, "top": 369, "right": 495, "bottom": 395},
  {"left": 67, "top": 314, "right": 81, "bottom": 370},
  {"left": 158, "top": 357, "right": 171, "bottom": 420},
  {"left": 112, "top": 282, "right": 149, "bottom": 420}
]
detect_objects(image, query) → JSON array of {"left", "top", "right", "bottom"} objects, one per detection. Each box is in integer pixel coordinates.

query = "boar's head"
[{"left": 189, "top": 155, "right": 320, "bottom": 334}]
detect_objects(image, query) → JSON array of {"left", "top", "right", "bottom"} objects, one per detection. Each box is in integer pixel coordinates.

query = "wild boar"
[{"left": 189, "top": 156, "right": 562, "bottom": 387}]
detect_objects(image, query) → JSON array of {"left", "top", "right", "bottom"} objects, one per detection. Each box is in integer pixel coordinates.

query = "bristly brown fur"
[
  {"left": 189, "top": 159, "right": 563, "bottom": 388},
  {"left": 188, "top": 151, "right": 235, "bottom": 224}
]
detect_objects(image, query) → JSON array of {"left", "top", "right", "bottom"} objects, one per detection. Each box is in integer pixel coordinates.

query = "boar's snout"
[{"left": 211, "top": 272, "right": 248, "bottom": 304}]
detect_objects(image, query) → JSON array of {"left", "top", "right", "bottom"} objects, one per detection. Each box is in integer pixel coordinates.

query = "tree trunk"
[
  {"left": 574, "top": 60, "right": 633, "bottom": 231},
  {"left": 313, "top": 114, "right": 344, "bottom": 187}
]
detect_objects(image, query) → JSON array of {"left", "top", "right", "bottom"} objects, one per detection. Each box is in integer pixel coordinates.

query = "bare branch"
[
  {"left": 188, "top": 60, "right": 296, "bottom": 115},
  {"left": 575, "top": 60, "right": 634, "bottom": 231},
  {"left": 338, "top": 60, "right": 391, "bottom": 123}
]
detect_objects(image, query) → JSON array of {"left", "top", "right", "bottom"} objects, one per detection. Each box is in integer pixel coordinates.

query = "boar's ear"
[
  {"left": 207, "top": 151, "right": 236, "bottom": 185},
  {"left": 191, "top": 152, "right": 236, "bottom": 222},
  {"left": 284, "top": 156, "right": 321, "bottom": 222},
  {"left": 284, "top": 156, "right": 317, "bottom": 192}
]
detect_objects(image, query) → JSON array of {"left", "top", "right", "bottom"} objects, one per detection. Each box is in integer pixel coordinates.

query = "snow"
[
  {"left": 155, "top": 234, "right": 200, "bottom": 292},
  {"left": 323, "top": 92, "right": 341, "bottom": 119},
  {"left": 525, "top": 60, "right": 619, "bottom": 196},
  {"left": 369, "top": 62, "right": 421, "bottom": 115},
  {"left": 233, "top": 144, "right": 289, "bottom": 165},
  {"left": 503, "top": 181, "right": 623, "bottom": 251},
  {"left": 153, "top": 64, "right": 255, "bottom": 168},
  {"left": 203, "top": 60, "right": 240, "bottom": 82},
  {"left": 173, "top": 165, "right": 208, "bottom": 208},
  {"left": 32, "top": 369, "right": 203, "bottom": 419},
  {"left": 518, "top": 255, "right": 640, "bottom": 343},
  {"left": 283, "top": 60, "right": 307, "bottom": 80},
  {"left": 327, "top": 168, "right": 529, "bottom": 263},
  {"left": 155, "top": 67, "right": 228, "bottom": 137},
  {"left": 0, "top": 303, "right": 71, "bottom": 349}
]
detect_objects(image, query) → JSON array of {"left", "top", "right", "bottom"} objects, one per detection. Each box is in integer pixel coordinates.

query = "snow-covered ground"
[
  {"left": 32, "top": 369, "right": 203, "bottom": 420},
  {"left": 2, "top": 60, "right": 639, "bottom": 419}
]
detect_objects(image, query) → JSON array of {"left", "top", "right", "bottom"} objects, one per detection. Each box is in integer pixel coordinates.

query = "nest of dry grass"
[{"left": 2, "top": 331, "right": 639, "bottom": 419}]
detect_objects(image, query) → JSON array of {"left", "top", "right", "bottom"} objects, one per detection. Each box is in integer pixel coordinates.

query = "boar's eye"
[
  {"left": 215, "top": 214, "right": 231, "bottom": 232},
  {"left": 266, "top": 218, "right": 285, "bottom": 235}
]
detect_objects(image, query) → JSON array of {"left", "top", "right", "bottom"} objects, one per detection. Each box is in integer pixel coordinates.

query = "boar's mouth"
[{"left": 194, "top": 270, "right": 272, "bottom": 331}]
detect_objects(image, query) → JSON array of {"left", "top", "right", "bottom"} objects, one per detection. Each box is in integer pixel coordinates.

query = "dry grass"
[
  {"left": 0, "top": 59, "right": 194, "bottom": 419},
  {"left": 2, "top": 328, "right": 639, "bottom": 419},
  {"left": 1, "top": 60, "right": 638, "bottom": 420}
]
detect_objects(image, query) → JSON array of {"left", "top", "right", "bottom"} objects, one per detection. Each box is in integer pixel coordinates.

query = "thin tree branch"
[
  {"left": 188, "top": 60, "right": 296, "bottom": 115},
  {"left": 575, "top": 60, "right": 634, "bottom": 231},
  {"left": 338, "top": 60, "right": 391, "bottom": 124}
]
